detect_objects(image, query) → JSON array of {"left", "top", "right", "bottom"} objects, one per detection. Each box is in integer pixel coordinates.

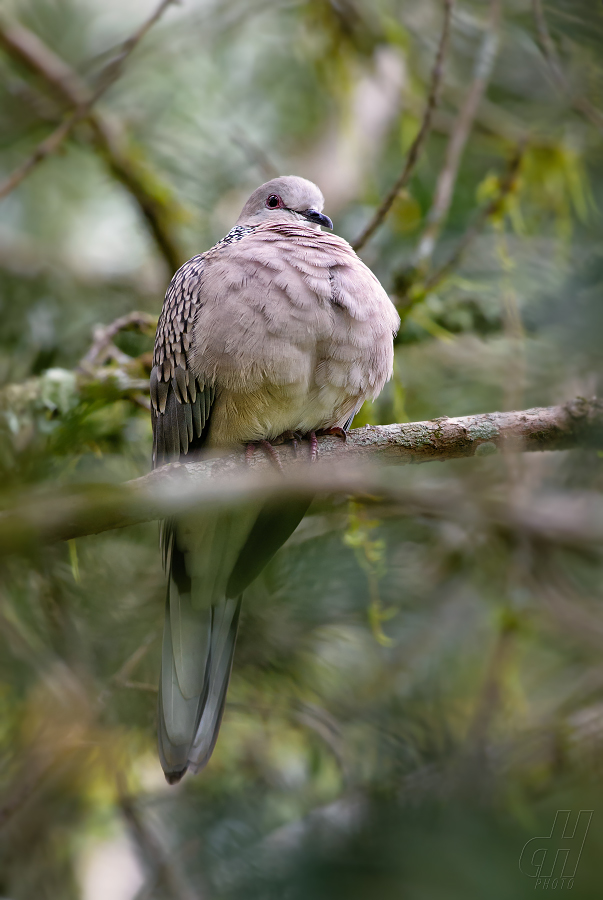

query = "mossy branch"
[{"left": 0, "top": 3, "right": 186, "bottom": 272}]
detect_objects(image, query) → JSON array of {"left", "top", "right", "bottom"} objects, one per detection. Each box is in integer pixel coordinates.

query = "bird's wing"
[{"left": 150, "top": 253, "right": 215, "bottom": 469}]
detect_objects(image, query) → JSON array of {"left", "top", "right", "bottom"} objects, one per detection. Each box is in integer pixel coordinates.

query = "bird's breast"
[
  {"left": 205, "top": 379, "right": 359, "bottom": 448},
  {"left": 189, "top": 226, "right": 398, "bottom": 446}
]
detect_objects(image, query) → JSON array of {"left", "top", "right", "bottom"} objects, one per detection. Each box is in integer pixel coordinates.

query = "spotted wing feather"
[{"left": 151, "top": 254, "right": 215, "bottom": 468}]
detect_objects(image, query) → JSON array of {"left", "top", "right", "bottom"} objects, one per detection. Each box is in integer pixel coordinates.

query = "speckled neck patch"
[{"left": 213, "top": 224, "right": 257, "bottom": 249}]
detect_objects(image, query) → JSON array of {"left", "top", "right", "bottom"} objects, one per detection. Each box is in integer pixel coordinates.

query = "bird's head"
[{"left": 235, "top": 176, "right": 333, "bottom": 230}]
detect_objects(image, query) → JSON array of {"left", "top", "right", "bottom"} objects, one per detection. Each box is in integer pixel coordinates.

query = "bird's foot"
[
  {"left": 308, "top": 426, "right": 347, "bottom": 462},
  {"left": 246, "top": 428, "right": 345, "bottom": 467},
  {"left": 245, "top": 440, "right": 284, "bottom": 472},
  {"left": 272, "top": 430, "right": 303, "bottom": 458}
]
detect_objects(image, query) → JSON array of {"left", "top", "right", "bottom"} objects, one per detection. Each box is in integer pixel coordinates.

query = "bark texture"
[{"left": 0, "top": 397, "right": 601, "bottom": 550}]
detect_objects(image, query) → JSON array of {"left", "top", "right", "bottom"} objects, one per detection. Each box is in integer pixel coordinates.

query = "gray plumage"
[{"left": 151, "top": 176, "right": 399, "bottom": 783}]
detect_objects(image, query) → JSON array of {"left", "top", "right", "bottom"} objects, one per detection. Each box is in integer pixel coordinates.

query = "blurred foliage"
[{"left": 1, "top": 0, "right": 603, "bottom": 898}]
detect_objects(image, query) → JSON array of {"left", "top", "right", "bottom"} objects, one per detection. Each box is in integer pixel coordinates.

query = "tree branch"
[
  {"left": 77, "top": 311, "right": 156, "bottom": 371},
  {"left": 118, "top": 783, "right": 202, "bottom": 900},
  {"left": 351, "top": 0, "right": 454, "bottom": 253},
  {"left": 413, "top": 0, "right": 502, "bottom": 273},
  {"left": 532, "top": 0, "right": 603, "bottom": 134},
  {"left": 0, "top": 311, "right": 157, "bottom": 416},
  {"left": 0, "top": 398, "right": 601, "bottom": 551},
  {"left": 418, "top": 140, "right": 525, "bottom": 296},
  {"left": 0, "top": 1, "right": 185, "bottom": 271}
]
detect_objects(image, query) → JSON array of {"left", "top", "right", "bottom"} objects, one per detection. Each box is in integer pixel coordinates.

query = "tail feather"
[
  {"left": 158, "top": 502, "right": 309, "bottom": 783},
  {"left": 169, "top": 577, "right": 211, "bottom": 699},
  {"left": 190, "top": 596, "right": 242, "bottom": 772},
  {"left": 158, "top": 592, "right": 242, "bottom": 783},
  {"left": 158, "top": 510, "right": 254, "bottom": 783},
  {"left": 158, "top": 600, "right": 207, "bottom": 779}
]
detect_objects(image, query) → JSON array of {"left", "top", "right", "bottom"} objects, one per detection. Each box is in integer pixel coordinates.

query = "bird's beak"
[{"left": 301, "top": 209, "right": 333, "bottom": 230}]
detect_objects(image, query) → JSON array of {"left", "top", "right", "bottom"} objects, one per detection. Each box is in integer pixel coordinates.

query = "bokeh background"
[{"left": 1, "top": 0, "right": 603, "bottom": 897}]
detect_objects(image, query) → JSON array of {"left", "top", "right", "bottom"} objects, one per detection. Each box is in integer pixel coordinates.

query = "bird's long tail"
[
  {"left": 158, "top": 499, "right": 310, "bottom": 783},
  {"left": 158, "top": 587, "right": 242, "bottom": 782}
]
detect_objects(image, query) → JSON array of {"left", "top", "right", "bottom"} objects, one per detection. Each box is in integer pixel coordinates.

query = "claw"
[
  {"left": 307, "top": 425, "right": 347, "bottom": 462},
  {"left": 272, "top": 430, "right": 304, "bottom": 460},
  {"left": 260, "top": 439, "right": 284, "bottom": 472},
  {"left": 248, "top": 427, "right": 344, "bottom": 468},
  {"left": 245, "top": 440, "right": 284, "bottom": 472}
]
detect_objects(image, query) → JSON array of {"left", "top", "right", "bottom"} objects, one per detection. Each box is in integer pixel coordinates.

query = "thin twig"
[
  {"left": 98, "top": 0, "right": 179, "bottom": 88},
  {"left": 98, "top": 631, "right": 158, "bottom": 706},
  {"left": 0, "top": 2, "right": 184, "bottom": 270},
  {"left": 351, "top": 0, "right": 454, "bottom": 252},
  {"left": 0, "top": 0, "right": 176, "bottom": 191},
  {"left": 0, "top": 757, "right": 56, "bottom": 832},
  {"left": 421, "top": 141, "right": 524, "bottom": 295},
  {"left": 295, "top": 702, "right": 350, "bottom": 783},
  {"left": 113, "top": 635, "right": 157, "bottom": 684},
  {"left": 531, "top": 0, "right": 565, "bottom": 91},
  {"left": 465, "top": 618, "right": 517, "bottom": 748},
  {"left": 532, "top": 0, "right": 603, "bottom": 134},
  {"left": 0, "top": 105, "right": 93, "bottom": 199},
  {"left": 532, "top": 554, "right": 603, "bottom": 652},
  {"left": 413, "top": 0, "right": 502, "bottom": 272},
  {"left": 132, "top": 393, "right": 153, "bottom": 412},
  {"left": 120, "top": 679, "right": 159, "bottom": 693},
  {"left": 118, "top": 778, "right": 201, "bottom": 900},
  {"left": 231, "top": 127, "right": 280, "bottom": 180},
  {"left": 0, "top": 21, "right": 86, "bottom": 103},
  {"left": 78, "top": 311, "right": 156, "bottom": 371}
]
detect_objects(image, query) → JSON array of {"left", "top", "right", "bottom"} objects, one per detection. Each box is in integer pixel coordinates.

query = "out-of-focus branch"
[
  {"left": 0, "top": 754, "right": 59, "bottom": 833},
  {"left": 0, "top": 1, "right": 185, "bottom": 272},
  {"left": 531, "top": 0, "right": 565, "bottom": 92},
  {"left": 215, "top": 793, "right": 368, "bottom": 893},
  {"left": 231, "top": 127, "right": 280, "bottom": 180},
  {"left": 464, "top": 616, "right": 518, "bottom": 753},
  {"left": 413, "top": 0, "right": 502, "bottom": 272},
  {"left": 0, "top": 311, "right": 157, "bottom": 416},
  {"left": 0, "top": 374, "right": 148, "bottom": 417},
  {"left": 0, "top": 398, "right": 602, "bottom": 550},
  {"left": 78, "top": 311, "right": 156, "bottom": 371},
  {"left": 0, "top": 370, "right": 149, "bottom": 412},
  {"left": 351, "top": 0, "right": 454, "bottom": 252},
  {"left": 419, "top": 141, "right": 524, "bottom": 296},
  {"left": 0, "top": 89, "right": 97, "bottom": 200},
  {"left": 535, "top": 568, "right": 603, "bottom": 653},
  {"left": 118, "top": 780, "right": 202, "bottom": 900},
  {"left": 532, "top": 0, "right": 603, "bottom": 134}
]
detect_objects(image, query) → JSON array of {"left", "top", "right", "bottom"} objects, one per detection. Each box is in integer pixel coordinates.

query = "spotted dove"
[{"left": 150, "top": 176, "right": 399, "bottom": 782}]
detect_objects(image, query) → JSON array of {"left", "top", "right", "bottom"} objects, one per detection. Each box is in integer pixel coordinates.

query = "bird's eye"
[{"left": 266, "top": 194, "right": 281, "bottom": 209}]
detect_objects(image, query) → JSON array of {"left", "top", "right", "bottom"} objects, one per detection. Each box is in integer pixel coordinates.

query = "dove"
[{"left": 150, "top": 176, "right": 399, "bottom": 782}]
